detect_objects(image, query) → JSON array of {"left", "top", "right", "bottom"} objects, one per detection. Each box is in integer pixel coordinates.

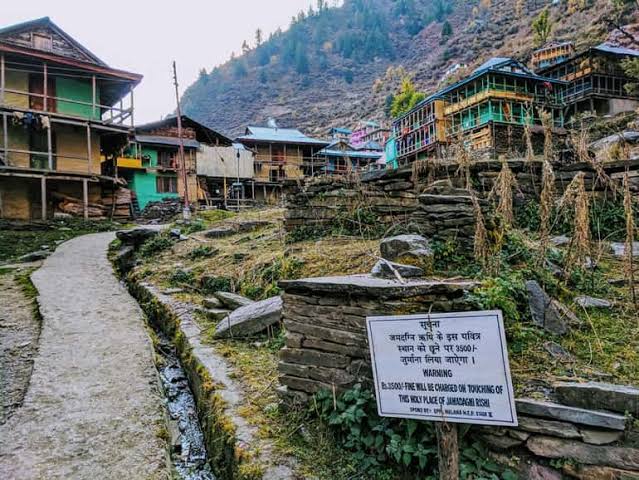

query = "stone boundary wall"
[
  {"left": 278, "top": 275, "right": 639, "bottom": 479},
  {"left": 284, "top": 158, "right": 639, "bottom": 237}
]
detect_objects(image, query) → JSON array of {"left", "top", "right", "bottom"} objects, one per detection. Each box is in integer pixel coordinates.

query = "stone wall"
[{"left": 277, "top": 275, "right": 639, "bottom": 479}]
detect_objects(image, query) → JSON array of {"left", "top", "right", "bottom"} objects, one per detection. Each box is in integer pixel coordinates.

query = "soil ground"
[{"left": 0, "top": 233, "right": 169, "bottom": 479}]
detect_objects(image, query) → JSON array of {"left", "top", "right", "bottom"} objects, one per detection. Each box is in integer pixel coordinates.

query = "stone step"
[{"left": 554, "top": 382, "right": 639, "bottom": 417}]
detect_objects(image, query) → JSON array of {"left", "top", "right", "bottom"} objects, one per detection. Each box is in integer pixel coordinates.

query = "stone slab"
[
  {"left": 516, "top": 399, "right": 627, "bottom": 430},
  {"left": 554, "top": 382, "right": 639, "bottom": 417}
]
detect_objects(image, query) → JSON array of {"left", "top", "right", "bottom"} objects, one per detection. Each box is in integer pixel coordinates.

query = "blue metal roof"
[
  {"left": 594, "top": 43, "right": 639, "bottom": 57},
  {"left": 136, "top": 135, "right": 200, "bottom": 149},
  {"left": 237, "top": 126, "right": 328, "bottom": 146},
  {"left": 318, "top": 149, "right": 382, "bottom": 159},
  {"left": 330, "top": 127, "right": 352, "bottom": 135},
  {"left": 394, "top": 57, "right": 565, "bottom": 123}
]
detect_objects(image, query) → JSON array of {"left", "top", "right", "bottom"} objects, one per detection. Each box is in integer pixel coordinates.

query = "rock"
[
  {"left": 575, "top": 296, "right": 612, "bottom": 309},
  {"left": 371, "top": 259, "right": 424, "bottom": 279},
  {"left": 516, "top": 399, "right": 628, "bottom": 430},
  {"left": 114, "top": 245, "right": 135, "bottom": 273},
  {"left": 525, "top": 280, "right": 574, "bottom": 335},
  {"left": 524, "top": 463, "right": 563, "bottom": 480},
  {"left": 379, "top": 234, "right": 432, "bottom": 261},
  {"left": 507, "top": 429, "right": 531, "bottom": 441},
  {"left": 203, "top": 226, "right": 237, "bottom": 238},
  {"left": 213, "top": 291, "right": 254, "bottom": 310},
  {"left": 562, "top": 463, "right": 639, "bottom": 480},
  {"left": 611, "top": 242, "right": 639, "bottom": 258},
  {"left": 197, "top": 307, "right": 230, "bottom": 322},
  {"left": 554, "top": 382, "right": 639, "bottom": 417},
  {"left": 526, "top": 435, "right": 639, "bottom": 470},
  {"left": 214, "top": 296, "right": 282, "bottom": 338},
  {"left": 116, "top": 227, "right": 159, "bottom": 248},
  {"left": 543, "top": 341, "right": 574, "bottom": 361},
  {"left": 202, "top": 297, "right": 223, "bottom": 309},
  {"left": 515, "top": 415, "right": 581, "bottom": 439},
  {"left": 169, "top": 228, "right": 182, "bottom": 238},
  {"left": 18, "top": 250, "right": 50, "bottom": 262},
  {"left": 480, "top": 433, "right": 523, "bottom": 449},
  {"left": 580, "top": 429, "right": 624, "bottom": 445},
  {"left": 551, "top": 235, "right": 571, "bottom": 247},
  {"left": 161, "top": 288, "right": 184, "bottom": 295}
]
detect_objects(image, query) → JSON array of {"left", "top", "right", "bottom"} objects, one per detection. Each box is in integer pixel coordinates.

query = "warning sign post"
[{"left": 366, "top": 310, "right": 517, "bottom": 479}]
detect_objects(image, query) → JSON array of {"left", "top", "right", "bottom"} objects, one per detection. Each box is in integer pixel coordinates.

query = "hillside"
[{"left": 180, "top": 0, "right": 634, "bottom": 138}]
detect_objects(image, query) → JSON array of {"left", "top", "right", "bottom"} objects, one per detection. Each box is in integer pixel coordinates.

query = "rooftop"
[{"left": 237, "top": 126, "right": 328, "bottom": 146}]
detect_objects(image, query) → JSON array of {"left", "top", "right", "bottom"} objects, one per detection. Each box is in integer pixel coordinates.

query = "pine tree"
[
  {"left": 241, "top": 40, "right": 250, "bottom": 54},
  {"left": 255, "top": 28, "right": 263, "bottom": 47},
  {"left": 441, "top": 20, "right": 453, "bottom": 38},
  {"left": 295, "top": 44, "right": 309, "bottom": 74}
]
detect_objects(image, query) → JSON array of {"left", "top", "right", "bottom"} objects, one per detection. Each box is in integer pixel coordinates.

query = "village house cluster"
[{"left": 0, "top": 17, "right": 638, "bottom": 220}]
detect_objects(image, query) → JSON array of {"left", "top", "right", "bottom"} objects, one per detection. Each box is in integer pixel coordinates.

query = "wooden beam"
[
  {"left": 43, "top": 62, "right": 48, "bottom": 112},
  {"left": 41, "top": 176, "right": 47, "bottom": 220},
  {"left": 91, "top": 75, "right": 97, "bottom": 120},
  {"left": 82, "top": 178, "right": 89, "bottom": 220},
  {"left": 86, "top": 124, "right": 92, "bottom": 174},
  {"left": 2, "top": 112, "right": 7, "bottom": 163},
  {"left": 129, "top": 85, "right": 134, "bottom": 127},
  {"left": 0, "top": 54, "right": 5, "bottom": 106},
  {"left": 47, "top": 118, "right": 53, "bottom": 170}
]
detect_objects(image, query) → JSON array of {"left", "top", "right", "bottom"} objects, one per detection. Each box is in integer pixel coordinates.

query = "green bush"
[
  {"left": 169, "top": 269, "right": 195, "bottom": 286},
  {"left": 200, "top": 275, "right": 233, "bottom": 294},
  {"left": 181, "top": 218, "right": 207, "bottom": 235},
  {"left": 313, "top": 385, "right": 517, "bottom": 479},
  {"left": 139, "top": 234, "right": 173, "bottom": 258},
  {"left": 188, "top": 245, "right": 218, "bottom": 260}
]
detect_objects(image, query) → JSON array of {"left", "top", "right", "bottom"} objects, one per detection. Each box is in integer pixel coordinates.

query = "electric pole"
[{"left": 172, "top": 61, "right": 190, "bottom": 220}]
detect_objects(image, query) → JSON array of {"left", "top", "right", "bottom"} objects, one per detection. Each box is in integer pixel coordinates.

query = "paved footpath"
[{"left": 0, "top": 233, "right": 169, "bottom": 479}]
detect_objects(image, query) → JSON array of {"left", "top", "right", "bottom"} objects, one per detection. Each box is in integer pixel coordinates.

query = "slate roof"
[{"left": 593, "top": 43, "right": 639, "bottom": 57}]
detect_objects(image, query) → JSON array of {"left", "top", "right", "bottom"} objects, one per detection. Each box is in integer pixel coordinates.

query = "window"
[
  {"left": 30, "top": 129, "right": 56, "bottom": 170},
  {"left": 156, "top": 176, "right": 178, "bottom": 193},
  {"left": 33, "top": 34, "right": 52, "bottom": 51},
  {"left": 158, "top": 150, "right": 177, "bottom": 168}
]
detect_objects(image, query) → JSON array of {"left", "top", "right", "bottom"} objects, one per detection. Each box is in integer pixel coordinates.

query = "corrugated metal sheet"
[
  {"left": 196, "top": 145, "right": 254, "bottom": 179},
  {"left": 594, "top": 43, "right": 639, "bottom": 57},
  {"left": 135, "top": 135, "right": 200, "bottom": 148},
  {"left": 237, "top": 126, "right": 328, "bottom": 145}
]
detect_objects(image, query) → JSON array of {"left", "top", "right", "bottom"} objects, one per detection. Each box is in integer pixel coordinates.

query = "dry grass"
[
  {"left": 623, "top": 172, "right": 637, "bottom": 308},
  {"left": 470, "top": 191, "right": 489, "bottom": 267},
  {"left": 558, "top": 172, "right": 591, "bottom": 271},
  {"left": 489, "top": 156, "right": 518, "bottom": 226}
]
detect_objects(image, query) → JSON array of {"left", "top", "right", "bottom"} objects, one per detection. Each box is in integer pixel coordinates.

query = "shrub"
[
  {"left": 169, "top": 269, "right": 195, "bottom": 286},
  {"left": 181, "top": 218, "right": 206, "bottom": 235},
  {"left": 200, "top": 275, "right": 233, "bottom": 294},
  {"left": 188, "top": 246, "right": 218, "bottom": 260},
  {"left": 139, "top": 234, "right": 173, "bottom": 258}
]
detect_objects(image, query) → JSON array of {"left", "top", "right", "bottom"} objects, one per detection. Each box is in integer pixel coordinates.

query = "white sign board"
[{"left": 366, "top": 311, "right": 517, "bottom": 427}]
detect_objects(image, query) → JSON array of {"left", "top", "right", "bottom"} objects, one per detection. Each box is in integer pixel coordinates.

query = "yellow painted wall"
[
  {"left": 0, "top": 177, "right": 33, "bottom": 220},
  {"left": 55, "top": 124, "right": 101, "bottom": 174},
  {"left": 0, "top": 124, "right": 30, "bottom": 167},
  {"left": 4, "top": 70, "right": 29, "bottom": 109}
]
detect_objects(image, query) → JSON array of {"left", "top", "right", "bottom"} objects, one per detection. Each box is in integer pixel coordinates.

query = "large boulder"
[
  {"left": 371, "top": 259, "right": 424, "bottom": 279},
  {"left": 213, "top": 291, "right": 254, "bottom": 310},
  {"left": 525, "top": 280, "right": 579, "bottom": 335},
  {"left": 379, "top": 234, "right": 433, "bottom": 272},
  {"left": 214, "top": 296, "right": 283, "bottom": 338},
  {"left": 554, "top": 382, "right": 639, "bottom": 417},
  {"left": 116, "top": 227, "right": 159, "bottom": 248}
]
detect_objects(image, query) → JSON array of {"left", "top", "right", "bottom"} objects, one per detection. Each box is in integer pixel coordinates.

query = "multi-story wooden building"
[
  {"left": 314, "top": 139, "right": 382, "bottom": 175},
  {"left": 236, "top": 124, "right": 327, "bottom": 201},
  {"left": 0, "top": 17, "right": 141, "bottom": 220},
  {"left": 108, "top": 116, "right": 232, "bottom": 210},
  {"left": 531, "top": 41, "right": 575, "bottom": 71},
  {"left": 392, "top": 58, "right": 565, "bottom": 164},
  {"left": 538, "top": 43, "right": 639, "bottom": 118}
]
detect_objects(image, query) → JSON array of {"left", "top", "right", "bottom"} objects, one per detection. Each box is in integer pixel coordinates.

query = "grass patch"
[{"left": 0, "top": 218, "right": 126, "bottom": 262}]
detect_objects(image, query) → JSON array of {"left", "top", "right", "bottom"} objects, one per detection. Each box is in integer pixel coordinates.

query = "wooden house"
[
  {"left": 235, "top": 124, "right": 328, "bottom": 201},
  {"left": 538, "top": 43, "right": 639, "bottom": 119},
  {"left": 110, "top": 115, "right": 232, "bottom": 210},
  {"left": 0, "top": 17, "right": 141, "bottom": 220},
  {"left": 327, "top": 127, "right": 352, "bottom": 141},
  {"left": 351, "top": 120, "right": 390, "bottom": 148},
  {"left": 314, "top": 139, "right": 382, "bottom": 175},
  {"left": 531, "top": 42, "right": 575, "bottom": 71},
  {"left": 391, "top": 57, "right": 566, "bottom": 164}
]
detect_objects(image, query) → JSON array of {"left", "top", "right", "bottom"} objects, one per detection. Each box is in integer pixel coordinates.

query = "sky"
[{"left": 3, "top": 0, "right": 318, "bottom": 123}]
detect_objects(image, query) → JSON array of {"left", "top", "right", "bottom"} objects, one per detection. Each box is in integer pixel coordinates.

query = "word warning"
[{"left": 366, "top": 311, "right": 517, "bottom": 427}]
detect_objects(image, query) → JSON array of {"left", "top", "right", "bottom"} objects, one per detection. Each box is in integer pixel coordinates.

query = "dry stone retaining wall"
[{"left": 277, "top": 274, "right": 639, "bottom": 478}]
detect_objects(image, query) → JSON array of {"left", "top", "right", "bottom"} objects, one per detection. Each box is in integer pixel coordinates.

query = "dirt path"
[
  {"left": 0, "top": 233, "right": 169, "bottom": 479},
  {"left": 0, "top": 268, "right": 40, "bottom": 423}
]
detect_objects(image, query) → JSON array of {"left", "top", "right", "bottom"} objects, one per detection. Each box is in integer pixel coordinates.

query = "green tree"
[
  {"left": 241, "top": 39, "right": 250, "bottom": 54},
  {"left": 441, "top": 20, "right": 453, "bottom": 38},
  {"left": 232, "top": 59, "right": 247, "bottom": 78},
  {"left": 295, "top": 44, "right": 309, "bottom": 74},
  {"left": 622, "top": 57, "right": 639, "bottom": 94},
  {"left": 255, "top": 28, "right": 263, "bottom": 46},
  {"left": 390, "top": 77, "right": 426, "bottom": 118},
  {"left": 258, "top": 70, "right": 268, "bottom": 84},
  {"left": 532, "top": 8, "right": 553, "bottom": 46}
]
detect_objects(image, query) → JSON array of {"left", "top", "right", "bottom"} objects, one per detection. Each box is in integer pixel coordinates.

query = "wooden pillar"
[
  {"left": 251, "top": 180, "right": 255, "bottom": 200},
  {"left": 86, "top": 124, "right": 92, "bottom": 174},
  {"left": 435, "top": 423, "right": 459, "bottom": 480},
  {"left": 2, "top": 113, "right": 7, "bottom": 162},
  {"left": 40, "top": 176, "right": 47, "bottom": 220},
  {"left": 91, "top": 75, "right": 97, "bottom": 120},
  {"left": 47, "top": 119, "right": 53, "bottom": 171},
  {"left": 82, "top": 179, "right": 89, "bottom": 220},
  {"left": 43, "top": 62, "right": 48, "bottom": 112},
  {"left": 0, "top": 54, "right": 5, "bottom": 105},
  {"left": 129, "top": 86, "right": 134, "bottom": 127}
]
